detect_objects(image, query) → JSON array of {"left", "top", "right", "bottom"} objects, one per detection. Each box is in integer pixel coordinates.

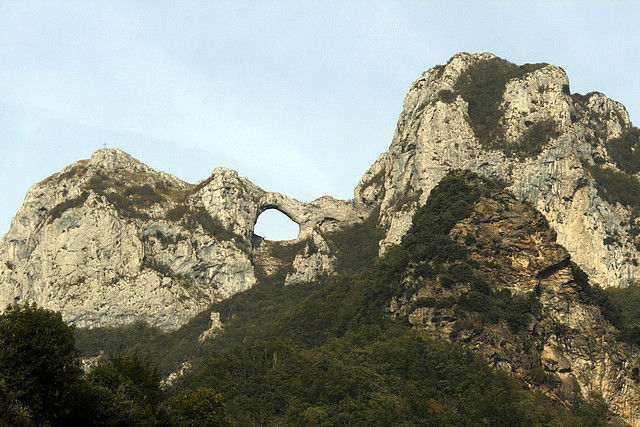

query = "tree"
[
  {"left": 85, "top": 353, "right": 166, "bottom": 425},
  {"left": 164, "top": 387, "right": 231, "bottom": 426},
  {"left": 0, "top": 303, "right": 81, "bottom": 425}
]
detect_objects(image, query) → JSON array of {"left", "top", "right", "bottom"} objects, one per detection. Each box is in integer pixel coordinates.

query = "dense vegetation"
[
  {"left": 0, "top": 304, "right": 230, "bottom": 426},
  {"left": 0, "top": 304, "right": 80, "bottom": 424},
  {"left": 605, "top": 283, "right": 640, "bottom": 345},
  {"left": 584, "top": 126, "right": 640, "bottom": 212},
  {"left": 509, "top": 119, "right": 561, "bottom": 158},
  {"left": 323, "top": 206, "right": 383, "bottom": 276},
  {"left": 178, "top": 328, "right": 607, "bottom": 426},
  {"left": 9, "top": 302, "right": 607, "bottom": 426}
]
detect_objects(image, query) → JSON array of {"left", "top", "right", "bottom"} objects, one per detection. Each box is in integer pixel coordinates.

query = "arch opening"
[{"left": 253, "top": 208, "right": 300, "bottom": 241}]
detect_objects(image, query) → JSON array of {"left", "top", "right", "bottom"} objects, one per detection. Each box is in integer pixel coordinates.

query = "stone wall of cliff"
[{"left": 355, "top": 52, "right": 639, "bottom": 289}]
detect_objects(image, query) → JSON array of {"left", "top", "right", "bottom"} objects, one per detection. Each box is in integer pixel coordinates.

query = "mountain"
[
  {"left": 386, "top": 171, "right": 640, "bottom": 424},
  {"left": 3, "top": 52, "right": 640, "bottom": 424},
  {"left": 3, "top": 52, "right": 639, "bottom": 331},
  {"left": 356, "top": 52, "right": 638, "bottom": 289},
  {"left": 75, "top": 170, "right": 640, "bottom": 425},
  {"left": 0, "top": 149, "right": 366, "bottom": 329}
]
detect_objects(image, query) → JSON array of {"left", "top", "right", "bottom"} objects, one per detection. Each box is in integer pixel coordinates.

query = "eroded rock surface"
[
  {"left": 0, "top": 149, "right": 366, "bottom": 330},
  {"left": 2, "top": 53, "right": 640, "bottom": 334},
  {"left": 355, "top": 52, "right": 639, "bottom": 288},
  {"left": 389, "top": 172, "right": 640, "bottom": 426}
]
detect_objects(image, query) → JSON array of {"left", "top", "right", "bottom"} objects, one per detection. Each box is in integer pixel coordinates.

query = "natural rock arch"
[
  {"left": 255, "top": 192, "right": 312, "bottom": 239},
  {"left": 253, "top": 206, "right": 300, "bottom": 241}
]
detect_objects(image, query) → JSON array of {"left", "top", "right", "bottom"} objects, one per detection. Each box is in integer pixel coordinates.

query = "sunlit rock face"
[
  {"left": 0, "top": 148, "right": 366, "bottom": 330},
  {"left": 355, "top": 52, "right": 638, "bottom": 288},
  {"left": 2, "top": 51, "right": 640, "bottom": 331}
]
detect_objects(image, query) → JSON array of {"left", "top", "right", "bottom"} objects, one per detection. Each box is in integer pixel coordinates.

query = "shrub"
[
  {"left": 150, "top": 230, "right": 186, "bottom": 247},
  {"left": 457, "top": 289, "right": 538, "bottom": 332},
  {"left": 605, "top": 283, "right": 640, "bottom": 346},
  {"left": 47, "top": 192, "right": 89, "bottom": 223},
  {"left": 324, "top": 207, "right": 383, "bottom": 276},
  {"left": 586, "top": 164, "right": 640, "bottom": 210},
  {"left": 163, "top": 388, "right": 231, "bottom": 426},
  {"left": 85, "top": 174, "right": 154, "bottom": 219},
  {"left": 84, "top": 173, "right": 171, "bottom": 219},
  {"left": 270, "top": 239, "right": 307, "bottom": 263},
  {"left": 86, "top": 353, "right": 166, "bottom": 424},
  {"left": 167, "top": 205, "right": 236, "bottom": 242},
  {"left": 167, "top": 205, "right": 190, "bottom": 222},
  {"left": 188, "top": 207, "right": 235, "bottom": 241},
  {"left": 142, "top": 257, "right": 174, "bottom": 277},
  {"left": 123, "top": 184, "right": 166, "bottom": 207},
  {"left": 85, "top": 174, "right": 110, "bottom": 193},
  {"left": 437, "top": 89, "right": 456, "bottom": 103},
  {"left": 454, "top": 58, "right": 546, "bottom": 150},
  {"left": 414, "top": 297, "right": 437, "bottom": 308},
  {"left": 38, "top": 161, "right": 88, "bottom": 186},
  {"left": 506, "top": 119, "right": 560, "bottom": 158},
  {"left": 571, "top": 262, "right": 624, "bottom": 331},
  {"left": 607, "top": 127, "right": 640, "bottom": 174},
  {"left": 389, "top": 190, "right": 422, "bottom": 211},
  {"left": 530, "top": 365, "right": 560, "bottom": 388}
]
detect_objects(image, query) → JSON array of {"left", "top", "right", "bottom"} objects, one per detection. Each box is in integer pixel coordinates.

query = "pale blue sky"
[{"left": 1, "top": 1, "right": 639, "bottom": 240}]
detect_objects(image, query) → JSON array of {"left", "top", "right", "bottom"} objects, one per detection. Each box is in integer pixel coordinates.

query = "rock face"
[
  {"left": 3, "top": 52, "right": 640, "bottom": 328},
  {"left": 389, "top": 171, "right": 640, "bottom": 426},
  {"left": 0, "top": 149, "right": 366, "bottom": 330},
  {"left": 2, "top": 53, "right": 639, "bottom": 316},
  {"left": 355, "top": 52, "right": 639, "bottom": 288}
]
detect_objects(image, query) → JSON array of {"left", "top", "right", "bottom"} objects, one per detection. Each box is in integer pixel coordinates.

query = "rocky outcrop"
[
  {"left": 389, "top": 172, "right": 640, "bottom": 426},
  {"left": 0, "top": 149, "right": 366, "bottom": 330},
  {"left": 355, "top": 52, "right": 639, "bottom": 288},
  {"left": 2, "top": 52, "right": 640, "bottom": 332},
  {"left": 198, "top": 312, "right": 223, "bottom": 343}
]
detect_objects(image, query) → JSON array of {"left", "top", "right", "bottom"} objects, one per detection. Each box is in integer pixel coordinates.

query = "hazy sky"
[{"left": 1, "top": 1, "right": 639, "bottom": 240}]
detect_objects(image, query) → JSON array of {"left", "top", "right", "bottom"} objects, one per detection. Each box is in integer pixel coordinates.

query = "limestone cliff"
[
  {"left": 0, "top": 149, "right": 365, "bottom": 330},
  {"left": 356, "top": 52, "right": 639, "bottom": 288},
  {"left": 2, "top": 53, "right": 640, "bottom": 332}
]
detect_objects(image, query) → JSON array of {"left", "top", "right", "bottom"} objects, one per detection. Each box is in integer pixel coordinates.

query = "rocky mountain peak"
[
  {"left": 0, "top": 147, "right": 367, "bottom": 329},
  {"left": 356, "top": 52, "right": 639, "bottom": 288},
  {"left": 89, "top": 148, "right": 143, "bottom": 171},
  {"left": 2, "top": 51, "right": 640, "bottom": 330}
]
